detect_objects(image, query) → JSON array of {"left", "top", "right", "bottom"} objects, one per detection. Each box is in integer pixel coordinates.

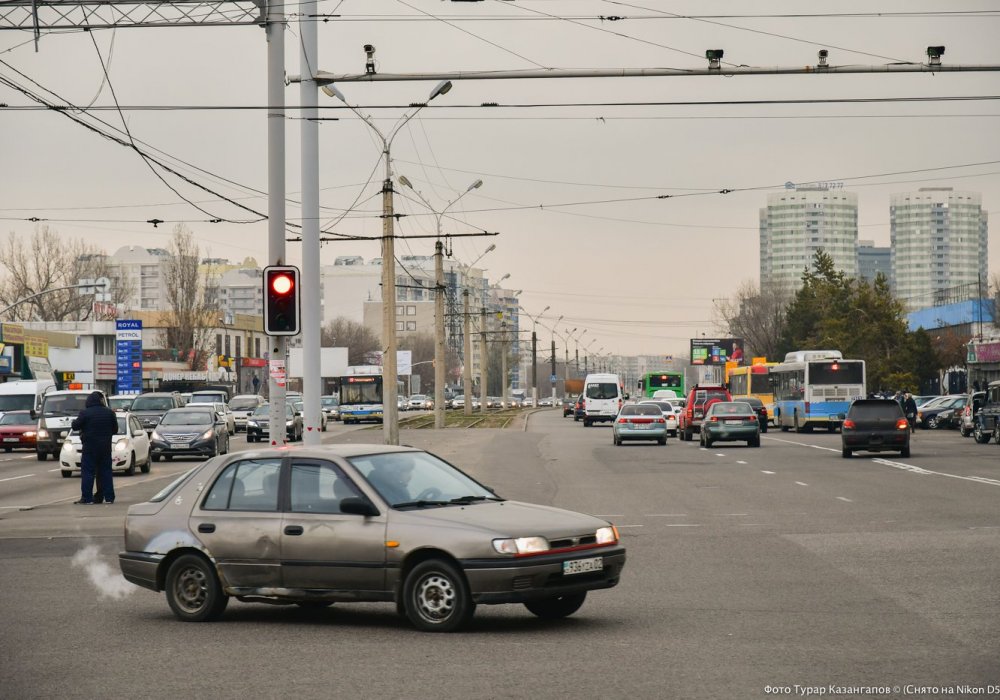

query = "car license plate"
[
  {"left": 170, "top": 443, "right": 191, "bottom": 449},
  {"left": 3, "top": 437, "right": 19, "bottom": 442},
  {"left": 725, "top": 419, "right": 742, "bottom": 424},
  {"left": 563, "top": 557, "right": 603, "bottom": 576}
]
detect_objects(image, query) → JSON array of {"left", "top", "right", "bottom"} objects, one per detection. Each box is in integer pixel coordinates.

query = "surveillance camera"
[
  {"left": 818, "top": 49, "right": 828, "bottom": 59},
  {"left": 364, "top": 44, "right": 375, "bottom": 54}
]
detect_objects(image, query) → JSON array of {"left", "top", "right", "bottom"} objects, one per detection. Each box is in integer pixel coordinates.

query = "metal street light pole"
[
  {"left": 457, "top": 244, "right": 495, "bottom": 416},
  {"left": 323, "top": 80, "right": 453, "bottom": 445},
  {"left": 518, "top": 304, "right": 548, "bottom": 406},
  {"left": 398, "top": 176, "right": 482, "bottom": 430}
]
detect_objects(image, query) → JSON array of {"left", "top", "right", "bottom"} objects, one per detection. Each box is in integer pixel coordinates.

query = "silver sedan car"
[{"left": 119, "top": 445, "right": 626, "bottom": 632}]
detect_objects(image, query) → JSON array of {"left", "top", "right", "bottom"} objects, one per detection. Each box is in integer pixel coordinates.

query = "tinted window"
[
  {"left": 0, "top": 412, "right": 35, "bottom": 426},
  {"left": 848, "top": 401, "right": 903, "bottom": 420},
  {"left": 586, "top": 383, "right": 619, "bottom": 400},
  {"left": 229, "top": 397, "right": 260, "bottom": 410},
  {"left": 710, "top": 403, "right": 753, "bottom": 416},
  {"left": 648, "top": 374, "right": 682, "bottom": 389},
  {"left": 203, "top": 459, "right": 282, "bottom": 511},
  {"left": 290, "top": 461, "right": 361, "bottom": 514},
  {"left": 159, "top": 410, "right": 213, "bottom": 426},
  {"left": 621, "top": 405, "right": 661, "bottom": 416},
  {"left": 0, "top": 396, "right": 36, "bottom": 411},
  {"left": 131, "top": 396, "right": 176, "bottom": 411},
  {"left": 809, "top": 361, "right": 864, "bottom": 385}
]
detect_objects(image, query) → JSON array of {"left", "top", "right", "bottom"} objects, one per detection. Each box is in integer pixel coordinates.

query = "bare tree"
[
  {"left": 714, "top": 279, "right": 792, "bottom": 361},
  {"left": 321, "top": 317, "right": 381, "bottom": 366},
  {"left": 160, "top": 225, "right": 218, "bottom": 370},
  {"left": 0, "top": 225, "right": 133, "bottom": 320}
]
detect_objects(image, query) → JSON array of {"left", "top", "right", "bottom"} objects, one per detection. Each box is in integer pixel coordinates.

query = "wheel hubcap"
[
  {"left": 415, "top": 573, "right": 455, "bottom": 622},
  {"left": 175, "top": 566, "right": 208, "bottom": 613}
]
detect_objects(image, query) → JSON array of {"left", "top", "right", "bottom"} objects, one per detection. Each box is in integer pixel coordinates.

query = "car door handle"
[
  {"left": 197, "top": 523, "right": 216, "bottom": 533},
  {"left": 284, "top": 525, "right": 304, "bottom": 536}
]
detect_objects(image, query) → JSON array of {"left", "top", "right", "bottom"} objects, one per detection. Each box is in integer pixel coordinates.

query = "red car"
[
  {"left": 678, "top": 385, "right": 732, "bottom": 441},
  {"left": 0, "top": 410, "right": 39, "bottom": 452}
]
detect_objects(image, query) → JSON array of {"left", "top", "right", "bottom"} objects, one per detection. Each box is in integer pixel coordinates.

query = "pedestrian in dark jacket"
[
  {"left": 71, "top": 392, "right": 118, "bottom": 505},
  {"left": 903, "top": 392, "right": 918, "bottom": 433}
]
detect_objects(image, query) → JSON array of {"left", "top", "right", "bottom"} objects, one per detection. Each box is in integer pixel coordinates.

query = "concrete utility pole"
[
  {"left": 463, "top": 288, "right": 472, "bottom": 417},
  {"left": 501, "top": 319, "right": 508, "bottom": 408},
  {"left": 433, "top": 239, "right": 446, "bottom": 428},
  {"left": 531, "top": 330, "right": 538, "bottom": 405},
  {"left": 550, "top": 338, "right": 556, "bottom": 405},
  {"left": 480, "top": 306, "right": 488, "bottom": 412},
  {"left": 266, "top": 0, "right": 287, "bottom": 445}
]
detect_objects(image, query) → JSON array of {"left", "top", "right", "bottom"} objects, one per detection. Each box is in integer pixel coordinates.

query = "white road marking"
[
  {"left": 761, "top": 470, "right": 775, "bottom": 475},
  {"left": 836, "top": 496, "right": 854, "bottom": 503},
  {"left": 795, "top": 481, "right": 809, "bottom": 486},
  {"left": 615, "top": 524, "right": 644, "bottom": 528},
  {"left": 665, "top": 524, "right": 701, "bottom": 527},
  {"left": 763, "top": 436, "right": 840, "bottom": 453},
  {"left": 645, "top": 514, "right": 689, "bottom": 517},
  {"left": 871, "top": 458, "right": 1000, "bottom": 487},
  {"left": 736, "top": 460, "right": 748, "bottom": 464},
  {"left": 0, "top": 473, "right": 34, "bottom": 483},
  {"left": 47, "top": 468, "right": 61, "bottom": 472},
  {"left": 714, "top": 453, "right": 726, "bottom": 457}
]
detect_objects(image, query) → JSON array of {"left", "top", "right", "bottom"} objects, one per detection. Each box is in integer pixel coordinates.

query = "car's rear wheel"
[
  {"left": 750, "top": 436, "right": 760, "bottom": 448},
  {"left": 658, "top": 437, "right": 666, "bottom": 446},
  {"left": 583, "top": 419, "right": 591, "bottom": 427},
  {"left": 140, "top": 456, "right": 150, "bottom": 474},
  {"left": 403, "top": 559, "right": 474, "bottom": 633},
  {"left": 842, "top": 447, "right": 852, "bottom": 458},
  {"left": 974, "top": 424, "right": 991, "bottom": 444},
  {"left": 124, "top": 453, "right": 136, "bottom": 476},
  {"left": 927, "top": 417, "right": 938, "bottom": 429},
  {"left": 524, "top": 592, "right": 587, "bottom": 619},
  {"left": 900, "top": 445, "right": 911, "bottom": 458},
  {"left": 704, "top": 436, "right": 713, "bottom": 448},
  {"left": 37, "top": 451, "right": 47, "bottom": 461},
  {"left": 683, "top": 427, "right": 692, "bottom": 441},
  {"left": 165, "top": 554, "right": 228, "bottom": 622}
]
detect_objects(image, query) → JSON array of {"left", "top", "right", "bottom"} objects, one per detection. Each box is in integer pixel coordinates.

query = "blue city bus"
[
  {"left": 338, "top": 374, "right": 384, "bottom": 424},
  {"left": 771, "top": 350, "right": 866, "bottom": 432}
]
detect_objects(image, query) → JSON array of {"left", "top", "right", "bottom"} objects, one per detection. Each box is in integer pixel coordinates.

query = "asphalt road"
[{"left": 1, "top": 411, "right": 997, "bottom": 700}]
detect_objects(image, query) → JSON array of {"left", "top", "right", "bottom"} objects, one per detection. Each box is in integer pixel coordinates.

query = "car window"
[
  {"left": 131, "top": 396, "right": 176, "bottom": 411},
  {"left": 350, "top": 451, "right": 494, "bottom": 508},
  {"left": 159, "top": 410, "right": 213, "bottom": 426},
  {"left": 290, "top": 461, "right": 363, "bottom": 514},
  {"left": 42, "top": 394, "right": 92, "bottom": 416},
  {"left": 116, "top": 416, "right": 128, "bottom": 434},
  {"left": 710, "top": 403, "right": 752, "bottom": 415},
  {"left": 586, "top": 383, "right": 619, "bottom": 400},
  {"left": 623, "top": 405, "right": 661, "bottom": 416},
  {"left": 0, "top": 412, "right": 35, "bottom": 426},
  {"left": 130, "top": 416, "right": 143, "bottom": 434},
  {"left": 203, "top": 459, "right": 282, "bottom": 511},
  {"left": 848, "top": 401, "right": 904, "bottom": 420},
  {"left": 229, "top": 398, "right": 260, "bottom": 410}
]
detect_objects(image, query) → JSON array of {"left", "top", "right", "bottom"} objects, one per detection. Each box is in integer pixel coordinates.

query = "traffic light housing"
[{"left": 263, "top": 265, "right": 300, "bottom": 336}]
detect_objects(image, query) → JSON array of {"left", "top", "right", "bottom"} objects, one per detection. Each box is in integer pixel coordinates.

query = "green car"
[{"left": 699, "top": 401, "right": 761, "bottom": 448}]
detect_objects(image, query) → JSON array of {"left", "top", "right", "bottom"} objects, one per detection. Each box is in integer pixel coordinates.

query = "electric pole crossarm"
[
  {"left": 0, "top": 0, "right": 262, "bottom": 30},
  {"left": 303, "top": 63, "right": 1000, "bottom": 85}
]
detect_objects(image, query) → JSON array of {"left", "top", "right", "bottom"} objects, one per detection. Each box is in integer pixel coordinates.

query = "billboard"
[{"left": 690, "top": 338, "right": 745, "bottom": 366}]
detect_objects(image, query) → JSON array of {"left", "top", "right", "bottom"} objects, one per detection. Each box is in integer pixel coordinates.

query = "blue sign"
[
  {"left": 550, "top": 374, "right": 558, "bottom": 383},
  {"left": 116, "top": 320, "right": 143, "bottom": 394}
]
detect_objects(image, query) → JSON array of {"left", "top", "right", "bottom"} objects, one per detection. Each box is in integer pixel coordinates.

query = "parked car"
[
  {"left": 188, "top": 401, "right": 236, "bottom": 436},
  {"left": 0, "top": 410, "right": 38, "bottom": 452},
  {"left": 228, "top": 394, "right": 266, "bottom": 432},
  {"left": 117, "top": 445, "right": 626, "bottom": 631},
  {"left": 638, "top": 399, "right": 679, "bottom": 437},
  {"left": 700, "top": 401, "right": 761, "bottom": 448},
  {"left": 321, "top": 395, "right": 341, "bottom": 422},
  {"left": 150, "top": 406, "right": 231, "bottom": 461},
  {"left": 60, "top": 412, "right": 151, "bottom": 477},
  {"left": 916, "top": 395, "right": 965, "bottom": 430},
  {"left": 245, "top": 404, "right": 303, "bottom": 443},
  {"left": 129, "top": 392, "right": 185, "bottom": 435},
  {"left": 613, "top": 403, "right": 667, "bottom": 446},
  {"left": 841, "top": 399, "right": 910, "bottom": 459},
  {"left": 959, "top": 390, "right": 986, "bottom": 438},
  {"left": 972, "top": 381, "right": 1000, "bottom": 443},
  {"left": 738, "top": 396, "right": 769, "bottom": 433},
  {"left": 679, "top": 384, "right": 732, "bottom": 441}
]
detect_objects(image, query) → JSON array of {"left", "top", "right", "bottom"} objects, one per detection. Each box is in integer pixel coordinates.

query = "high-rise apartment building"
[
  {"left": 759, "top": 186, "right": 859, "bottom": 290},
  {"left": 857, "top": 240, "right": 892, "bottom": 284},
  {"left": 890, "top": 188, "right": 988, "bottom": 311}
]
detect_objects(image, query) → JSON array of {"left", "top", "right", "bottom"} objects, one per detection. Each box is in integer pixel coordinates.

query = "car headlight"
[
  {"left": 492, "top": 536, "right": 550, "bottom": 556},
  {"left": 151, "top": 430, "right": 163, "bottom": 442},
  {"left": 286, "top": 420, "right": 293, "bottom": 427},
  {"left": 62, "top": 442, "right": 76, "bottom": 453},
  {"left": 24, "top": 431, "right": 36, "bottom": 438},
  {"left": 201, "top": 429, "right": 215, "bottom": 441},
  {"left": 114, "top": 438, "right": 129, "bottom": 451},
  {"left": 596, "top": 526, "right": 619, "bottom": 545},
  {"left": 37, "top": 429, "right": 49, "bottom": 439}
]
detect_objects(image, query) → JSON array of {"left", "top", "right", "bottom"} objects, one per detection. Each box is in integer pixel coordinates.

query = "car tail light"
[
  {"left": 709, "top": 416, "right": 718, "bottom": 422},
  {"left": 617, "top": 417, "right": 627, "bottom": 424},
  {"left": 843, "top": 419, "right": 855, "bottom": 429},
  {"left": 655, "top": 418, "right": 665, "bottom": 423},
  {"left": 896, "top": 419, "right": 909, "bottom": 430}
]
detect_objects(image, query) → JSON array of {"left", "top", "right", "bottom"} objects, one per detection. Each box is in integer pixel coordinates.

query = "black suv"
[
  {"left": 972, "top": 381, "right": 1000, "bottom": 443},
  {"left": 129, "top": 392, "right": 184, "bottom": 434},
  {"left": 841, "top": 399, "right": 910, "bottom": 459}
]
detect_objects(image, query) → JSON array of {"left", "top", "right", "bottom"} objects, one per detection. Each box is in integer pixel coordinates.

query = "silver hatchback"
[{"left": 119, "top": 445, "right": 626, "bottom": 632}]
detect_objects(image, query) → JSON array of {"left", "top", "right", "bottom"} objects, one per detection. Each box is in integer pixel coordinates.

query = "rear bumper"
[
  {"left": 842, "top": 431, "right": 908, "bottom": 451},
  {"left": 119, "top": 551, "right": 164, "bottom": 591}
]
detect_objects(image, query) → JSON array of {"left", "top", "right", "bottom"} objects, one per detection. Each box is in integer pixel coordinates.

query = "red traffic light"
[{"left": 271, "top": 273, "right": 293, "bottom": 295}]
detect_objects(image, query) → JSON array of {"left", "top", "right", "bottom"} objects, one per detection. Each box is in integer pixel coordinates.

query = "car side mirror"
[
  {"left": 340, "top": 497, "right": 379, "bottom": 517},
  {"left": 623, "top": 393, "right": 630, "bottom": 400}
]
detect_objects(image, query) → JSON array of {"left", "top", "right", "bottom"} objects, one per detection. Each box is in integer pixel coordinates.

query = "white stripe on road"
[
  {"left": 0, "top": 473, "right": 34, "bottom": 483},
  {"left": 836, "top": 496, "right": 854, "bottom": 503},
  {"left": 736, "top": 460, "right": 748, "bottom": 464},
  {"left": 795, "top": 481, "right": 809, "bottom": 486},
  {"left": 645, "top": 514, "right": 689, "bottom": 517},
  {"left": 761, "top": 470, "right": 775, "bottom": 475},
  {"left": 763, "top": 436, "right": 840, "bottom": 453},
  {"left": 871, "top": 458, "right": 1000, "bottom": 487},
  {"left": 665, "top": 524, "right": 701, "bottom": 527}
]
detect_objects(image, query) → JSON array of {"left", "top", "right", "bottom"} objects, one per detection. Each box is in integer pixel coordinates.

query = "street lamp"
[
  {"left": 398, "top": 175, "right": 483, "bottom": 429},
  {"left": 322, "top": 80, "right": 453, "bottom": 445},
  {"left": 519, "top": 304, "right": 549, "bottom": 404},
  {"left": 456, "top": 244, "right": 496, "bottom": 416}
]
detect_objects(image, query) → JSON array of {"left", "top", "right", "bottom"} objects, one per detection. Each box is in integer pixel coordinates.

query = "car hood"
[
  {"left": 155, "top": 424, "right": 212, "bottom": 433},
  {"left": 395, "top": 499, "right": 610, "bottom": 538}
]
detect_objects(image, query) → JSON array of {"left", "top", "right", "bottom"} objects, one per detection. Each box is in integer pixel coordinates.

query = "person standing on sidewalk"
[
  {"left": 903, "top": 392, "right": 918, "bottom": 434},
  {"left": 71, "top": 392, "right": 118, "bottom": 505}
]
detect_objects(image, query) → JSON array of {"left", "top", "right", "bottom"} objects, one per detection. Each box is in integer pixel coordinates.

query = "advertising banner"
[
  {"left": 116, "top": 320, "right": 143, "bottom": 394},
  {"left": 690, "top": 337, "right": 745, "bottom": 366}
]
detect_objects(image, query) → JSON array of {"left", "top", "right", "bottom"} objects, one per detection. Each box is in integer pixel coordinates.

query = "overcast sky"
[{"left": 2, "top": 0, "right": 998, "bottom": 359}]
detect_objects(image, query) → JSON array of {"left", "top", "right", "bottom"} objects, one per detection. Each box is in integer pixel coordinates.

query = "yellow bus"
[{"left": 727, "top": 362, "right": 777, "bottom": 421}]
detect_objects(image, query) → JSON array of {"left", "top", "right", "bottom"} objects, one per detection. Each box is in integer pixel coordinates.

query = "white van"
[
  {"left": 36, "top": 389, "right": 106, "bottom": 461},
  {"left": 582, "top": 373, "right": 625, "bottom": 427},
  {"left": 0, "top": 379, "right": 56, "bottom": 418}
]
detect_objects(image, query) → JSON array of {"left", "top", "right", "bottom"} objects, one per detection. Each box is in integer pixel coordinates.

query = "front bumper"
[
  {"left": 461, "top": 546, "right": 626, "bottom": 604},
  {"left": 150, "top": 438, "right": 216, "bottom": 457}
]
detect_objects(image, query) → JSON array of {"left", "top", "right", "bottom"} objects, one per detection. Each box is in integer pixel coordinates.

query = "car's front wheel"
[
  {"left": 165, "top": 554, "right": 229, "bottom": 622},
  {"left": 61, "top": 469, "right": 72, "bottom": 478},
  {"left": 124, "top": 453, "right": 136, "bottom": 476},
  {"left": 927, "top": 417, "right": 938, "bottom": 429},
  {"left": 524, "top": 592, "right": 587, "bottom": 619},
  {"left": 403, "top": 559, "right": 474, "bottom": 633}
]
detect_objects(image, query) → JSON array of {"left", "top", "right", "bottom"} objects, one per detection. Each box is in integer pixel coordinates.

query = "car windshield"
[
  {"left": 159, "top": 410, "right": 213, "bottom": 426},
  {"left": 109, "top": 397, "right": 134, "bottom": 410},
  {"left": 848, "top": 401, "right": 903, "bottom": 420},
  {"left": 586, "top": 382, "right": 619, "bottom": 400},
  {"left": 640, "top": 401, "right": 674, "bottom": 413},
  {"left": 0, "top": 412, "right": 35, "bottom": 426},
  {"left": 131, "top": 396, "right": 175, "bottom": 411},
  {"left": 42, "top": 394, "right": 91, "bottom": 416},
  {"left": 191, "top": 393, "right": 225, "bottom": 404},
  {"left": 229, "top": 398, "right": 260, "bottom": 410},
  {"left": 709, "top": 402, "right": 754, "bottom": 416},
  {"left": 321, "top": 397, "right": 339, "bottom": 407},
  {"left": 0, "top": 395, "right": 36, "bottom": 411},
  {"left": 621, "top": 405, "right": 661, "bottom": 416},
  {"left": 411, "top": 395, "right": 426, "bottom": 402},
  {"left": 349, "top": 451, "right": 499, "bottom": 509}
]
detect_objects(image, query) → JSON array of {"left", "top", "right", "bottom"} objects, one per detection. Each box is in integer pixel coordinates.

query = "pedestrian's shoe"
[
  {"left": 93, "top": 499, "right": 103, "bottom": 504},
  {"left": 104, "top": 500, "right": 115, "bottom": 505},
  {"left": 73, "top": 500, "right": 93, "bottom": 505}
]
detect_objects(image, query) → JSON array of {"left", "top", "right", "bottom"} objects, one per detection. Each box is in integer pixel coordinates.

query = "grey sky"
[{"left": 2, "top": 0, "right": 998, "bottom": 359}]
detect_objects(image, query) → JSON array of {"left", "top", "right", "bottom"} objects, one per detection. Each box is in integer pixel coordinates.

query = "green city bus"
[{"left": 637, "top": 371, "right": 685, "bottom": 399}]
